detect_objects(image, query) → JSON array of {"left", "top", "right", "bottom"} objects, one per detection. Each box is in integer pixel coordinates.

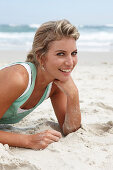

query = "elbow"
[{"left": 62, "top": 118, "right": 81, "bottom": 136}]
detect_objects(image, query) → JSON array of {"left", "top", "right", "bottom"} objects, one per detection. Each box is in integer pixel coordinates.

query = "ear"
[
  {"left": 36, "top": 53, "right": 46, "bottom": 67},
  {"left": 36, "top": 54, "right": 41, "bottom": 65}
]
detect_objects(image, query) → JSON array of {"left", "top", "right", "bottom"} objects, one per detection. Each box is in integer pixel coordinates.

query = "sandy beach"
[{"left": 0, "top": 50, "right": 113, "bottom": 170}]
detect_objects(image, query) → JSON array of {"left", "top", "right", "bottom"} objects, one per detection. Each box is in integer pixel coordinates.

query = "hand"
[
  {"left": 27, "top": 130, "right": 62, "bottom": 150},
  {"left": 54, "top": 76, "right": 78, "bottom": 97}
]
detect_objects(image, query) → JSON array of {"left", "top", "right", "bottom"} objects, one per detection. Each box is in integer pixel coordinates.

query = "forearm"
[
  {"left": 0, "top": 130, "right": 29, "bottom": 148},
  {"left": 63, "top": 89, "right": 81, "bottom": 135}
]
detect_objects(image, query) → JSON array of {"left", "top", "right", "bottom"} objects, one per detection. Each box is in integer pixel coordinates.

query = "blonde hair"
[{"left": 26, "top": 19, "right": 80, "bottom": 66}]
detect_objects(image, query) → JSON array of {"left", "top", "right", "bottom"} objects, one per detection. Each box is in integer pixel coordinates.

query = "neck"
[{"left": 35, "top": 66, "right": 53, "bottom": 89}]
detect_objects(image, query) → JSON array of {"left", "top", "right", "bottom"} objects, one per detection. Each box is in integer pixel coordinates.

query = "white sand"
[{"left": 0, "top": 51, "right": 113, "bottom": 170}]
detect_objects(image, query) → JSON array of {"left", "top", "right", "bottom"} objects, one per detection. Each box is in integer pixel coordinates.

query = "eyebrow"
[
  {"left": 55, "top": 50, "right": 66, "bottom": 52},
  {"left": 55, "top": 49, "right": 77, "bottom": 52}
]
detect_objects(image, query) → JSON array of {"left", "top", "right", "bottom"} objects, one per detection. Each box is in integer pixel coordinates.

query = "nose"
[{"left": 65, "top": 55, "right": 73, "bottom": 67}]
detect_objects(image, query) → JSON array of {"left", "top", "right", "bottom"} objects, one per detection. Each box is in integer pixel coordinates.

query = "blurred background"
[{"left": 0, "top": 0, "right": 113, "bottom": 52}]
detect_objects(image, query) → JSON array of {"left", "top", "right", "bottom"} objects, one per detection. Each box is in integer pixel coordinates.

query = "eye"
[
  {"left": 71, "top": 51, "right": 77, "bottom": 56},
  {"left": 57, "top": 52, "right": 65, "bottom": 56}
]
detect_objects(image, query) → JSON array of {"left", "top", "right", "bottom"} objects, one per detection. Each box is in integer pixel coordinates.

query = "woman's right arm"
[
  {"left": 0, "top": 65, "right": 30, "bottom": 148},
  {"left": 0, "top": 65, "right": 61, "bottom": 149}
]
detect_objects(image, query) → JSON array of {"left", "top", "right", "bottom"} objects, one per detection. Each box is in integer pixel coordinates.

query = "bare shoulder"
[
  {"left": 0, "top": 64, "right": 29, "bottom": 88},
  {"left": 49, "top": 82, "right": 61, "bottom": 97},
  {"left": 50, "top": 82, "right": 66, "bottom": 100}
]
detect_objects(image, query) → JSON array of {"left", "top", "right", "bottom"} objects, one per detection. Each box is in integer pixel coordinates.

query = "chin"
[{"left": 58, "top": 76, "right": 70, "bottom": 82}]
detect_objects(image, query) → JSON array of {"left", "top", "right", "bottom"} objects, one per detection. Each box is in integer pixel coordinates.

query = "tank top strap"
[{"left": 13, "top": 62, "right": 37, "bottom": 107}]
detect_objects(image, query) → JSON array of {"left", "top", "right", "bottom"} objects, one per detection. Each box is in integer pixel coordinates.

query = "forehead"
[{"left": 48, "top": 37, "right": 77, "bottom": 51}]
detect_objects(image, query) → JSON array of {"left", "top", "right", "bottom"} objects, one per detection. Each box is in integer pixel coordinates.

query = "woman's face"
[{"left": 44, "top": 37, "right": 78, "bottom": 82}]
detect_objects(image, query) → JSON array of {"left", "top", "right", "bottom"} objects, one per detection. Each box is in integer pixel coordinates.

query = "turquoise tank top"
[{"left": 0, "top": 62, "right": 51, "bottom": 124}]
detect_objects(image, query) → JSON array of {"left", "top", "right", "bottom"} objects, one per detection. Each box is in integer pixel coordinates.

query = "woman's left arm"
[{"left": 50, "top": 77, "right": 81, "bottom": 135}]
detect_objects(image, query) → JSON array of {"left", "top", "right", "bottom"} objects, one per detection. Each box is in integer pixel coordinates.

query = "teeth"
[{"left": 59, "top": 69, "right": 71, "bottom": 73}]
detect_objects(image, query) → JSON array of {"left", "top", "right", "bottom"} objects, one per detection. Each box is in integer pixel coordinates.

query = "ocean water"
[{"left": 0, "top": 24, "right": 113, "bottom": 52}]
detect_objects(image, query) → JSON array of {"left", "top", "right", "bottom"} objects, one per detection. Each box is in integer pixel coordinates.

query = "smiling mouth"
[{"left": 59, "top": 69, "right": 72, "bottom": 73}]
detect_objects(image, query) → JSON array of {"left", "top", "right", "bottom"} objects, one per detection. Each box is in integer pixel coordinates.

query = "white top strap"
[
  {"left": 19, "top": 63, "right": 31, "bottom": 98},
  {"left": 45, "top": 82, "right": 53, "bottom": 99}
]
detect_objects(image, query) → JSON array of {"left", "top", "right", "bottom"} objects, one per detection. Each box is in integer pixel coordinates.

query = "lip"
[
  {"left": 59, "top": 68, "right": 72, "bottom": 72},
  {"left": 58, "top": 68, "right": 71, "bottom": 76}
]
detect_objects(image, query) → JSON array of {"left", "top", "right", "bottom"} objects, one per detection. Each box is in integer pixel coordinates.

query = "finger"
[
  {"left": 46, "top": 133, "right": 61, "bottom": 142},
  {"left": 39, "top": 139, "right": 54, "bottom": 149},
  {"left": 48, "top": 139, "right": 54, "bottom": 144},
  {"left": 46, "top": 130, "right": 62, "bottom": 138}
]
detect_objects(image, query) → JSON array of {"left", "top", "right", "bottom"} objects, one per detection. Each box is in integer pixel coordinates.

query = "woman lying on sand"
[{"left": 0, "top": 19, "right": 81, "bottom": 150}]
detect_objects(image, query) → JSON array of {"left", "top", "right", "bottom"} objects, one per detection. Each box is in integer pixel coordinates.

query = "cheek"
[
  {"left": 45, "top": 60, "right": 58, "bottom": 70},
  {"left": 73, "top": 57, "right": 78, "bottom": 66}
]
